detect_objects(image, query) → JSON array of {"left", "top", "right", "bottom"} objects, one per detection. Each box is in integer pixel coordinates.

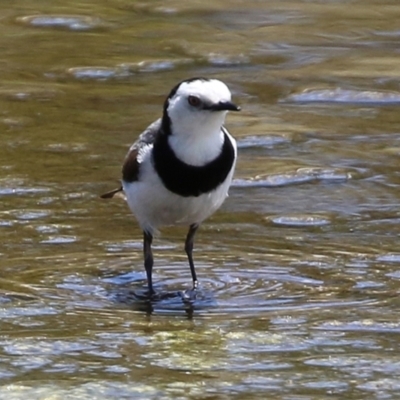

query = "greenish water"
[{"left": 2, "top": 0, "right": 400, "bottom": 398}]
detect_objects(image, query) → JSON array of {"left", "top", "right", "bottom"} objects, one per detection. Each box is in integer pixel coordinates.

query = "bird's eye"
[{"left": 188, "top": 95, "right": 201, "bottom": 107}]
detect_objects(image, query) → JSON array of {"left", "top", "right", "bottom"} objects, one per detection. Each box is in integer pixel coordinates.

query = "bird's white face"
[
  {"left": 164, "top": 78, "right": 239, "bottom": 166},
  {"left": 166, "top": 79, "right": 237, "bottom": 138},
  {"left": 171, "top": 79, "right": 233, "bottom": 110}
]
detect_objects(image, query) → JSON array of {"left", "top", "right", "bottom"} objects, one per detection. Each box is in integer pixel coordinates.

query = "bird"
[{"left": 101, "top": 77, "right": 240, "bottom": 297}]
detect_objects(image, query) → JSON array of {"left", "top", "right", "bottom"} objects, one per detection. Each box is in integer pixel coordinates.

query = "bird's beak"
[{"left": 207, "top": 101, "right": 241, "bottom": 112}]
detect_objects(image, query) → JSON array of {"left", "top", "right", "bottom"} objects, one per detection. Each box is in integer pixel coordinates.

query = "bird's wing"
[
  {"left": 100, "top": 119, "right": 161, "bottom": 199},
  {"left": 135, "top": 118, "right": 161, "bottom": 147},
  {"left": 122, "top": 118, "right": 161, "bottom": 183}
]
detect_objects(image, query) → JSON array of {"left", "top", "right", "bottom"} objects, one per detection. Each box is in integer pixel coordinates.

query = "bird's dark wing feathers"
[
  {"left": 100, "top": 119, "right": 161, "bottom": 198},
  {"left": 122, "top": 119, "right": 161, "bottom": 183}
]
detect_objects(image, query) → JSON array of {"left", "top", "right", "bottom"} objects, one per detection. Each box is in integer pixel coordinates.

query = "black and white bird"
[{"left": 101, "top": 77, "right": 240, "bottom": 297}]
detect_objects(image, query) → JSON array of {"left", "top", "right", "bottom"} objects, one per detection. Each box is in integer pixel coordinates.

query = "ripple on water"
[
  {"left": 0, "top": 304, "right": 58, "bottom": 320},
  {"left": 46, "top": 143, "right": 87, "bottom": 153},
  {"left": 268, "top": 214, "right": 332, "bottom": 227},
  {"left": 238, "top": 135, "right": 291, "bottom": 149},
  {"left": 376, "top": 253, "right": 400, "bottom": 263},
  {"left": 206, "top": 53, "right": 250, "bottom": 67},
  {"left": 67, "top": 55, "right": 248, "bottom": 80},
  {"left": 67, "top": 67, "right": 126, "bottom": 80},
  {"left": 119, "top": 59, "right": 192, "bottom": 73},
  {"left": 11, "top": 210, "right": 51, "bottom": 221},
  {"left": 103, "top": 258, "right": 326, "bottom": 315},
  {"left": 40, "top": 236, "right": 78, "bottom": 244},
  {"left": 285, "top": 88, "right": 400, "bottom": 104},
  {"left": 0, "top": 179, "right": 51, "bottom": 197},
  {"left": 17, "top": 15, "right": 104, "bottom": 31},
  {"left": 67, "top": 59, "right": 190, "bottom": 80},
  {"left": 233, "top": 167, "right": 351, "bottom": 188},
  {"left": 315, "top": 320, "right": 400, "bottom": 333},
  {"left": 357, "top": 379, "right": 400, "bottom": 393},
  {"left": 0, "top": 186, "right": 50, "bottom": 196},
  {"left": 0, "top": 291, "right": 37, "bottom": 303},
  {"left": 0, "top": 87, "right": 62, "bottom": 102}
]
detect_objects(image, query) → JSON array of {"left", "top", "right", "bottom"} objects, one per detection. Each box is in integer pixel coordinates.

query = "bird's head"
[{"left": 162, "top": 78, "right": 240, "bottom": 137}]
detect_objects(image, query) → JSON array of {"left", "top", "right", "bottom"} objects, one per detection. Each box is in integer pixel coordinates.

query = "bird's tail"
[{"left": 100, "top": 187, "right": 123, "bottom": 199}]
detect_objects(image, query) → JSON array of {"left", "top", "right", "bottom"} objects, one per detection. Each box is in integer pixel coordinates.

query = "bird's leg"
[
  {"left": 185, "top": 224, "right": 199, "bottom": 290},
  {"left": 143, "top": 231, "right": 154, "bottom": 297}
]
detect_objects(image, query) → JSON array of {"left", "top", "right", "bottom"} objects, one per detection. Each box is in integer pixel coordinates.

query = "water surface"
[{"left": 1, "top": 0, "right": 400, "bottom": 398}]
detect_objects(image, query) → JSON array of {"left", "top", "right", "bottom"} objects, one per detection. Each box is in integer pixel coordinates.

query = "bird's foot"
[{"left": 181, "top": 282, "right": 198, "bottom": 302}]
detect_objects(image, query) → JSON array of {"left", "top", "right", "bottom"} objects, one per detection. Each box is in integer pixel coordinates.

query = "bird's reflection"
[{"left": 115, "top": 287, "right": 200, "bottom": 319}]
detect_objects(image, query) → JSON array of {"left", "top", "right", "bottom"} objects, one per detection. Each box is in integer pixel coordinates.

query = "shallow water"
[{"left": 2, "top": 0, "right": 400, "bottom": 398}]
